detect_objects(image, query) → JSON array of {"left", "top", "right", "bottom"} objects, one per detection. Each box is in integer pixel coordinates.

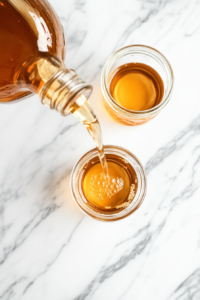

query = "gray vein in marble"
[
  {"left": 73, "top": 0, "right": 171, "bottom": 73},
  {"left": 168, "top": 268, "right": 200, "bottom": 300},
  {"left": 74, "top": 234, "right": 151, "bottom": 300},
  {"left": 22, "top": 217, "right": 84, "bottom": 296},
  {"left": 115, "top": 0, "right": 169, "bottom": 50},
  {"left": 0, "top": 120, "right": 80, "bottom": 270},
  {"left": 145, "top": 116, "right": 200, "bottom": 175},
  {"left": 0, "top": 277, "right": 27, "bottom": 300},
  {"left": 0, "top": 217, "right": 83, "bottom": 300},
  {"left": 0, "top": 203, "right": 61, "bottom": 266}
]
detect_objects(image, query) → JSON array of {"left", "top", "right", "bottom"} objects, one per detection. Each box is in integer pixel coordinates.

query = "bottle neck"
[{"left": 16, "top": 56, "right": 93, "bottom": 116}]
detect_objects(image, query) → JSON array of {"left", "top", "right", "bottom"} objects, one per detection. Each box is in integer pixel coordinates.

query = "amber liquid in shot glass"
[
  {"left": 109, "top": 63, "right": 164, "bottom": 111},
  {"left": 101, "top": 45, "right": 173, "bottom": 125},
  {"left": 82, "top": 154, "right": 138, "bottom": 211}
]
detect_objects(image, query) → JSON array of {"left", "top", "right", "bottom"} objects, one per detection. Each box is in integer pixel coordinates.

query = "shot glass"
[
  {"left": 71, "top": 145, "right": 147, "bottom": 221},
  {"left": 101, "top": 45, "right": 174, "bottom": 125}
]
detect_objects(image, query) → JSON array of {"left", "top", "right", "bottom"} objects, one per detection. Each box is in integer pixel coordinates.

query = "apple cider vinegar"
[
  {"left": 81, "top": 154, "right": 138, "bottom": 211},
  {"left": 109, "top": 63, "right": 164, "bottom": 111}
]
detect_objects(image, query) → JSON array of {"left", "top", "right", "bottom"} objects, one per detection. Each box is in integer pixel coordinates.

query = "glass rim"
[
  {"left": 101, "top": 44, "right": 174, "bottom": 118},
  {"left": 70, "top": 145, "right": 147, "bottom": 221}
]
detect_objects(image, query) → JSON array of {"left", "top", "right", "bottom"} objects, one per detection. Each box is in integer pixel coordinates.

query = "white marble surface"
[{"left": 1, "top": 0, "right": 200, "bottom": 299}]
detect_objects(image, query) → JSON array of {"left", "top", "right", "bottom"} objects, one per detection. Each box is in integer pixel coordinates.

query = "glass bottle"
[{"left": 0, "top": 0, "right": 93, "bottom": 115}]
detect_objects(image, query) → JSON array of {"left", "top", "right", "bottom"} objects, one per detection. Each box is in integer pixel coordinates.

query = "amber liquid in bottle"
[
  {"left": 0, "top": 0, "right": 65, "bottom": 101},
  {"left": 110, "top": 63, "right": 164, "bottom": 111}
]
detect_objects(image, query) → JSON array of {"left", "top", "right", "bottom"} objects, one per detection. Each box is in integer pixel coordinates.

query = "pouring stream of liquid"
[{"left": 69, "top": 97, "right": 109, "bottom": 177}]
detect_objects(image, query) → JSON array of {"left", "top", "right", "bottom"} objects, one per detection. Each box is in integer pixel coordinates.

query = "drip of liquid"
[
  {"left": 69, "top": 97, "right": 108, "bottom": 177},
  {"left": 110, "top": 63, "right": 164, "bottom": 111}
]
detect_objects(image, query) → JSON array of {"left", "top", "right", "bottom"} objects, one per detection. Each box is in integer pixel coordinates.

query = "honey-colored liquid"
[
  {"left": 110, "top": 63, "right": 164, "bottom": 111},
  {"left": 69, "top": 98, "right": 108, "bottom": 177},
  {"left": 82, "top": 154, "right": 138, "bottom": 211},
  {"left": 0, "top": 0, "right": 65, "bottom": 102}
]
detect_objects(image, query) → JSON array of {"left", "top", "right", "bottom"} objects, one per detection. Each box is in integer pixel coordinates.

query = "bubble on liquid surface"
[{"left": 90, "top": 173, "right": 124, "bottom": 201}]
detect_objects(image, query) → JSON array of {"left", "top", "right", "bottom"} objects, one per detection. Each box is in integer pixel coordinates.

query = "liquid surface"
[
  {"left": 110, "top": 63, "right": 164, "bottom": 111},
  {"left": 82, "top": 155, "right": 138, "bottom": 210},
  {"left": 0, "top": 0, "right": 65, "bottom": 101}
]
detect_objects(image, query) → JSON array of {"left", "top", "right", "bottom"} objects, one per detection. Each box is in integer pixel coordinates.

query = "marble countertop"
[{"left": 1, "top": 0, "right": 200, "bottom": 299}]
